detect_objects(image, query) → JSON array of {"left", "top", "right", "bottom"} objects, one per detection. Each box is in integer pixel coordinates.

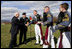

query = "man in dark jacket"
[
  {"left": 9, "top": 12, "right": 20, "bottom": 48},
  {"left": 19, "top": 12, "right": 29, "bottom": 45}
]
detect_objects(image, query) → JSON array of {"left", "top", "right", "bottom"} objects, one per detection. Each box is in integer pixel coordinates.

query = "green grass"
[{"left": 1, "top": 24, "right": 60, "bottom": 48}]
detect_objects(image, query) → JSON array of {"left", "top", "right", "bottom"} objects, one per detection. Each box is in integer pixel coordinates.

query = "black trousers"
[
  {"left": 9, "top": 32, "right": 18, "bottom": 48},
  {"left": 19, "top": 27, "right": 27, "bottom": 44}
]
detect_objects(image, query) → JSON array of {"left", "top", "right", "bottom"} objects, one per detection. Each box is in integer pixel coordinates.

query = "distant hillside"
[
  {"left": 1, "top": 20, "right": 11, "bottom": 24},
  {"left": 1, "top": 17, "right": 58, "bottom": 24}
]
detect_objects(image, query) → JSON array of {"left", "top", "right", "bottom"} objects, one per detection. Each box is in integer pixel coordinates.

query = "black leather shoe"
[
  {"left": 34, "top": 43, "right": 39, "bottom": 45},
  {"left": 23, "top": 41, "right": 27, "bottom": 44},
  {"left": 40, "top": 44, "right": 43, "bottom": 46},
  {"left": 9, "top": 46, "right": 13, "bottom": 48},
  {"left": 9, "top": 45, "right": 13, "bottom": 48},
  {"left": 19, "top": 42, "right": 22, "bottom": 45},
  {"left": 13, "top": 44, "right": 18, "bottom": 47}
]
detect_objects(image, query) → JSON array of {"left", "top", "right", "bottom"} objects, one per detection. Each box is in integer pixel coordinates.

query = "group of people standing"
[
  {"left": 9, "top": 12, "right": 29, "bottom": 48},
  {"left": 9, "top": 3, "right": 71, "bottom": 48}
]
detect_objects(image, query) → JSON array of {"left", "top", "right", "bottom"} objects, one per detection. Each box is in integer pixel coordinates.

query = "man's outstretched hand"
[{"left": 25, "top": 22, "right": 29, "bottom": 26}]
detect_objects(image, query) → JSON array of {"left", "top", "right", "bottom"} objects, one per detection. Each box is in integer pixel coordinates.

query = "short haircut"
[
  {"left": 60, "top": 3, "right": 69, "bottom": 10},
  {"left": 34, "top": 10, "right": 37, "bottom": 12},
  {"left": 14, "top": 12, "right": 19, "bottom": 16},
  {"left": 44, "top": 6, "right": 49, "bottom": 9},
  {"left": 22, "top": 12, "right": 26, "bottom": 15}
]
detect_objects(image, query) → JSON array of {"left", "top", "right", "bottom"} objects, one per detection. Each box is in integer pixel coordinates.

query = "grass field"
[{"left": 1, "top": 23, "right": 60, "bottom": 48}]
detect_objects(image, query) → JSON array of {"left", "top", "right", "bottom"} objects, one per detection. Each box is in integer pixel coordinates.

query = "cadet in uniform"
[
  {"left": 30, "top": 10, "right": 43, "bottom": 45},
  {"left": 53, "top": 3, "right": 71, "bottom": 48},
  {"left": 19, "top": 13, "right": 29, "bottom": 45},
  {"left": 42, "top": 6, "right": 55, "bottom": 48},
  {"left": 9, "top": 12, "right": 20, "bottom": 48}
]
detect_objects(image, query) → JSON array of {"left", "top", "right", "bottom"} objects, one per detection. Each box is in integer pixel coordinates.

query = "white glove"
[
  {"left": 69, "top": 23, "right": 71, "bottom": 27},
  {"left": 36, "top": 22, "right": 41, "bottom": 24},
  {"left": 41, "top": 22, "right": 43, "bottom": 25},
  {"left": 53, "top": 25, "right": 56, "bottom": 30}
]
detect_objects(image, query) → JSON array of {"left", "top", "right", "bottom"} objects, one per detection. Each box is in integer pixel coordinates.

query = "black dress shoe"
[
  {"left": 19, "top": 42, "right": 22, "bottom": 45},
  {"left": 13, "top": 44, "right": 18, "bottom": 47},
  {"left": 40, "top": 44, "right": 43, "bottom": 46},
  {"left": 9, "top": 46, "right": 13, "bottom": 48},
  {"left": 23, "top": 41, "right": 27, "bottom": 44},
  {"left": 34, "top": 43, "right": 39, "bottom": 45},
  {"left": 9, "top": 45, "right": 13, "bottom": 48}
]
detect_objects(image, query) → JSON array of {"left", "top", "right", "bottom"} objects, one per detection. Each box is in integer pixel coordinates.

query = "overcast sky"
[{"left": 1, "top": 1, "right": 71, "bottom": 21}]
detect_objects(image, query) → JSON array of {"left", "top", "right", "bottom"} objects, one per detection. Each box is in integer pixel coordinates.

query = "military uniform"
[
  {"left": 43, "top": 11, "right": 55, "bottom": 48},
  {"left": 9, "top": 16, "right": 20, "bottom": 48},
  {"left": 32, "top": 14, "right": 43, "bottom": 45},
  {"left": 54, "top": 11, "right": 71, "bottom": 48},
  {"left": 19, "top": 17, "right": 30, "bottom": 44}
]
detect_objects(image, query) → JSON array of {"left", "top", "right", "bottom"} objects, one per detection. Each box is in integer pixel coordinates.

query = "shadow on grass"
[
  {"left": 17, "top": 37, "right": 36, "bottom": 46},
  {"left": 16, "top": 36, "right": 57, "bottom": 48},
  {"left": 26, "top": 37, "right": 36, "bottom": 43}
]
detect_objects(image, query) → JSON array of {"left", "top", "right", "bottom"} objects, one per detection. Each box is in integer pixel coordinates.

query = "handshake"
[
  {"left": 36, "top": 21, "right": 43, "bottom": 25},
  {"left": 25, "top": 22, "right": 29, "bottom": 26},
  {"left": 36, "top": 21, "right": 47, "bottom": 26}
]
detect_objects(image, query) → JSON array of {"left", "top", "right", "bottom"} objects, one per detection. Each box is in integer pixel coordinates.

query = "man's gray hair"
[{"left": 14, "top": 12, "right": 19, "bottom": 16}]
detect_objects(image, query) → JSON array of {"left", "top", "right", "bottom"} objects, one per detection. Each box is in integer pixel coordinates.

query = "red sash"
[
  {"left": 59, "top": 32, "right": 63, "bottom": 48},
  {"left": 39, "top": 25, "right": 43, "bottom": 40},
  {"left": 45, "top": 27, "right": 48, "bottom": 40},
  {"left": 44, "top": 26, "right": 50, "bottom": 45}
]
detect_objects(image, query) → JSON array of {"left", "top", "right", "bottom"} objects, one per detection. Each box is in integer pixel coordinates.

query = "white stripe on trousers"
[
  {"left": 43, "top": 26, "right": 55, "bottom": 48},
  {"left": 35, "top": 24, "right": 43, "bottom": 44},
  {"left": 57, "top": 32, "right": 71, "bottom": 48}
]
